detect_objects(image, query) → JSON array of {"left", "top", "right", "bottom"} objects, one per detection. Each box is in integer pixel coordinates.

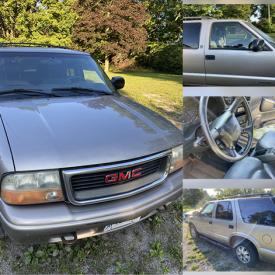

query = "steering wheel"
[{"left": 199, "top": 97, "right": 253, "bottom": 162}]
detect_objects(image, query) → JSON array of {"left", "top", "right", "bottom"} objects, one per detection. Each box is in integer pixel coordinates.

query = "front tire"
[
  {"left": 234, "top": 240, "right": 258, "bottom": 267},
  {"left": 189, "top": 224, "right": 199, "bottom": 239}
]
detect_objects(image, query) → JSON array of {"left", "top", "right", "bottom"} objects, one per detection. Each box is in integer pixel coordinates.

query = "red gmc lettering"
[
  {"left": 105, "top": 173, "right": 118, "bottom": 183},
  {"left": 118, "top": 171, "right": 131, "bottom": 181},
  {"left": 132, "top": 168, "right": 142, "bottom": 178}
]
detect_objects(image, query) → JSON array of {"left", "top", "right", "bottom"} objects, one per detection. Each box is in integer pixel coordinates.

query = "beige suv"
[{"left": 188, "top": 194, "right": 275, "bottom": 267}]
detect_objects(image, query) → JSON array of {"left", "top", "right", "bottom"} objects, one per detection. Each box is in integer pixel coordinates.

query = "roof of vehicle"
[
  {"left": 0, "top": 46, "right": 88, "bottom": 55},
  {"left": 208, "top": 193, "right": 274, "bottom": 203}
]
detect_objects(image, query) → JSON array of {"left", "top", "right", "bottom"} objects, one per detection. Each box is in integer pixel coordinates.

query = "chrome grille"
[{"left": 62, "top": 151, "right": 170, "bottom": 205}]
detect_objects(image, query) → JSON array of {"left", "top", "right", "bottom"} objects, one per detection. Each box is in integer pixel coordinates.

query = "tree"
[
  {"left": 183, "top": 189, "right": 209, "bottom": 208},
  {"left": 73, "top": 0, "right": 149, "bottom": 72},
  {"left": 182, "top": 4, "right": 252, "bottom": 20},
  {"left": 217, "top": 4, "right": 253, "bottom": 20},
  {"left": 143, "top": 0, "right": 183, "bottom": 44},
  {"left": 0, "top": 0, "right": 77, "bottom": 46}
]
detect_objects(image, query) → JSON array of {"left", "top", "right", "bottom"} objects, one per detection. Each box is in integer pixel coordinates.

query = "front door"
[
  {"left": 195, "top": 202, "right": 215, "bottom": 237},
  {"left": 204, "top": 21, "right": 275, "bottom": 85}
]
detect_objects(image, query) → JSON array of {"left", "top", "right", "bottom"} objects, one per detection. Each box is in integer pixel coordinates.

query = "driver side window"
[
  {"left": 201, "top": 203, "right": 215, "bottom": 218},
  {"left": 210, "top": 22, "right": 257, "bottom": 50}
]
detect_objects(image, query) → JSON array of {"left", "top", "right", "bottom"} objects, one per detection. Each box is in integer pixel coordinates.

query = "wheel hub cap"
[{"left": 236, "top": 246, "right": 251, "bottom": 264}]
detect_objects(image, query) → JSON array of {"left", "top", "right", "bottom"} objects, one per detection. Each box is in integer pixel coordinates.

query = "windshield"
[
  {"left": 0, "top": 52, "right": 114, "bottom": 95},
  {"left": 246, "top": 22, "right": 275, "bottom": 48}
]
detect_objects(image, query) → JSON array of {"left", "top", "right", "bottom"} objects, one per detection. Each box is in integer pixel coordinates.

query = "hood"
[{"left": 0, "top": 95, "right": 182, "bottom": 171}]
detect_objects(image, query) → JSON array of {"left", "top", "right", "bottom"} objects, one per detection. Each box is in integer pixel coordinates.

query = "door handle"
[
  {"left": 209, "top": 221, "right": 213, "bottom": 224},
  {"left": 205, "top": 55, "right": 215, "bottom": 60},
  {"left": 229, "top": 225, "right": 234, "bottom": 229}
]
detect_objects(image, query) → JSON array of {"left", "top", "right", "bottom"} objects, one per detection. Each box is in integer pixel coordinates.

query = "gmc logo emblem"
[{"left": 105, "top": 168, "right": 142, "bottom": 184}]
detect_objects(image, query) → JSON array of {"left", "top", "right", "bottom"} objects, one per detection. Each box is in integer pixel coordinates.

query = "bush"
[{"left": 136, "top": 43, "right": 182, "bottom": 75}]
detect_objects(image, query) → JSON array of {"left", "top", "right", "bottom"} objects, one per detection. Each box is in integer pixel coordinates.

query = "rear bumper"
[
  {"left": 258, "top": 247, "right": 275, "bottom": 263},
  {"left": 0, "top": 170, "right": 182, "bottom": 243}
]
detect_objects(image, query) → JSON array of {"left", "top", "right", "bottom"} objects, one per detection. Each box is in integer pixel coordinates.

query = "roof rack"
[
  {"left": 183, "top": 16, "right": 214, "bottom": 21},
  {"left": 221, "top": 193, "right": 273, "bottom": 200},
  {"left": 0, "top": 42, "right": 69, "bottom": 49}
]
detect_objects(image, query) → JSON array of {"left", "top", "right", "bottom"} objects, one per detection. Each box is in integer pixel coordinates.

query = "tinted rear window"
[
  {"left": 238, "top": 197, "right": 275, "bottom": 227},
  {"left": 183, "top": 23, "right": 201, "bottom": 49}
]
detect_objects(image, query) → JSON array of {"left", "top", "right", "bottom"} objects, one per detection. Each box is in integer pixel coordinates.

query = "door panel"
[
  {"left": 193, "top": 202, "right": 215, "bottom": 237},
  {"left": 183, "top": 22, "right": 206, "bottom": 85},
  {"left": 211, "top": 201, "right": 236, "bottom": 245},
  {"left": 204, "top": 21, "right": 275, "bottom": 85},
  {"left": 250, "top": 97, "right": 275, "bottom": 130}
]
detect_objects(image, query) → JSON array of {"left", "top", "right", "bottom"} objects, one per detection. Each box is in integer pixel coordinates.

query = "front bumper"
[{"left": 0, "top": 170, "right": 182, "bottom": 243}]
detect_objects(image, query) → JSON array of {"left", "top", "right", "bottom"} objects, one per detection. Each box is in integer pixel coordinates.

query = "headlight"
[
  {"left": 169, "top": 145, "right": 183, "bottom": 173},
  {"left": 1, "top": 171, "right": 64, "bottom": 205}
]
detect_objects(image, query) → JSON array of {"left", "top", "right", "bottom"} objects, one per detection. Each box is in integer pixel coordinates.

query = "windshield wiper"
[
  {"left": 0, "top": 89, "right": 61, "bottom": 97},
  {"left": 51, "top": 87, "right": 110, "bottom": 95}
]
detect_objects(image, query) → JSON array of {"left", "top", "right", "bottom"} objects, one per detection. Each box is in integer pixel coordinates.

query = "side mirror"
[
  {"left": 111, "top": 76, "right": 125, "bottom": 90},
  {"left": 249, "top": 39, "right": 265, "bottom": 52}
]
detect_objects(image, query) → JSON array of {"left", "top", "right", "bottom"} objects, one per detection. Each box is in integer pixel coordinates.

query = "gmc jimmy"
[{"left": 0, "top": 43, "right": 183, "bottom": 243}]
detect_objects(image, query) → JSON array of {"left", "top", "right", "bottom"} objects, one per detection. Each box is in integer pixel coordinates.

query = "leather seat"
[
  {"left": 224, "top": 157, "right": 271, "bottom": 179},
  {"left": 256, "top": 131, "right": 275, "bottom": 152}
]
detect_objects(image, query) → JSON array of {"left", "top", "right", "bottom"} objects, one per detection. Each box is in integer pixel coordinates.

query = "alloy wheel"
[{"left": 236, "top": 245, "right": 251, "bottom": 264}]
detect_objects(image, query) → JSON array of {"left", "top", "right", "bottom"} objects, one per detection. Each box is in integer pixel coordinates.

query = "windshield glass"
[
  {"left": 0, "top": 52, "right": 114, "bottom": 95},
  {"left": 246, "top": 22, "right": 275, "bottom": 48}
]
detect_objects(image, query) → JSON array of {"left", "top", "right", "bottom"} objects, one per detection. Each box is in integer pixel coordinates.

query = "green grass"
[{"left": 108, "top": 71, "right": 183, "bottom": 126}]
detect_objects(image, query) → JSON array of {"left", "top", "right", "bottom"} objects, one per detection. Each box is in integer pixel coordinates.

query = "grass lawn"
[{"left": 108, "top": 71, "right": 183, "bottom": 127}]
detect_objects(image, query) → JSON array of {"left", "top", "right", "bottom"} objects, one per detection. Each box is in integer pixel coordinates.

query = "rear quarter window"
[
  {"left": 238, "top": 197, "right": 275, "bottom": 227},
  {"left": 183, "top": 23, "right": 201, "bottom": 49}
]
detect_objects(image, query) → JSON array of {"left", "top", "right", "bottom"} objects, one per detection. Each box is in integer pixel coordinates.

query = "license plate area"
[
  {"left": 103, "top": 217, "right": 141, "bottom": 233},
  {"left": 76, "top": 217, "right": 141, "bottom": 239}
]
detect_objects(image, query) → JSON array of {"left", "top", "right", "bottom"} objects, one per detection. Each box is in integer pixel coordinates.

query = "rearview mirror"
[
  {"left": 111, "top": 76, "right": 125, "bottom": 90},
  {"left": 249, "top": 39, "right": 265, "bottom": 52}
]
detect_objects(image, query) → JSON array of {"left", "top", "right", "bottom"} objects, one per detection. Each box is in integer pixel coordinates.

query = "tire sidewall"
[
  {"left": 234, "top": 241, "right": 258, "bottom": 267},
  {"left": 189, "top": 224, "right": 198, "bottom": 239}
]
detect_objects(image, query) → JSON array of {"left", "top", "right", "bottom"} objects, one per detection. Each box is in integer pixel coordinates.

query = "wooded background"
[
  {"left": 0, "top": 2, "right": 274, "bottom": 74},
  {"left": 0, "top": 0, "right": 182, "bottom": 74}
]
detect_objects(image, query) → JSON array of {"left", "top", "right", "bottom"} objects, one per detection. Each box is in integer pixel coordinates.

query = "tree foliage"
[
  {"left": 143, "top": 0, "right": 183, "bottom": 44},
  {"left": 182, "top": 4, "right": 252, "bottom": 20},
  {"left": 0, "top": 0, "right": 77, "bottom": 46},
  {"left": 183, "top": 189, "right": 210, "bottom": 208},
  {"left": 73, "top": 0, "right": 148, "bottom": 69}
]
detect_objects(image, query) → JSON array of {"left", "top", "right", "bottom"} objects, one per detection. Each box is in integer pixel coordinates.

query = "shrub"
[{"left": 136, "top": 43, "right": 182, "bottom": 75}]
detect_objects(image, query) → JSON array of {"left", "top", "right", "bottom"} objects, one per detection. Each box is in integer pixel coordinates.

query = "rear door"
[
  {"left": 183, "top": 22, "right": 206, "bottom": 85},
  {"left": 237, "top": 197, "right": 275, "bottom": 262},
  {"left": 204, "top": 21, "right": 275, "bottom": 85},
  {"left": 211, "top": 200, "right": 236, "bottom": 245}
]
